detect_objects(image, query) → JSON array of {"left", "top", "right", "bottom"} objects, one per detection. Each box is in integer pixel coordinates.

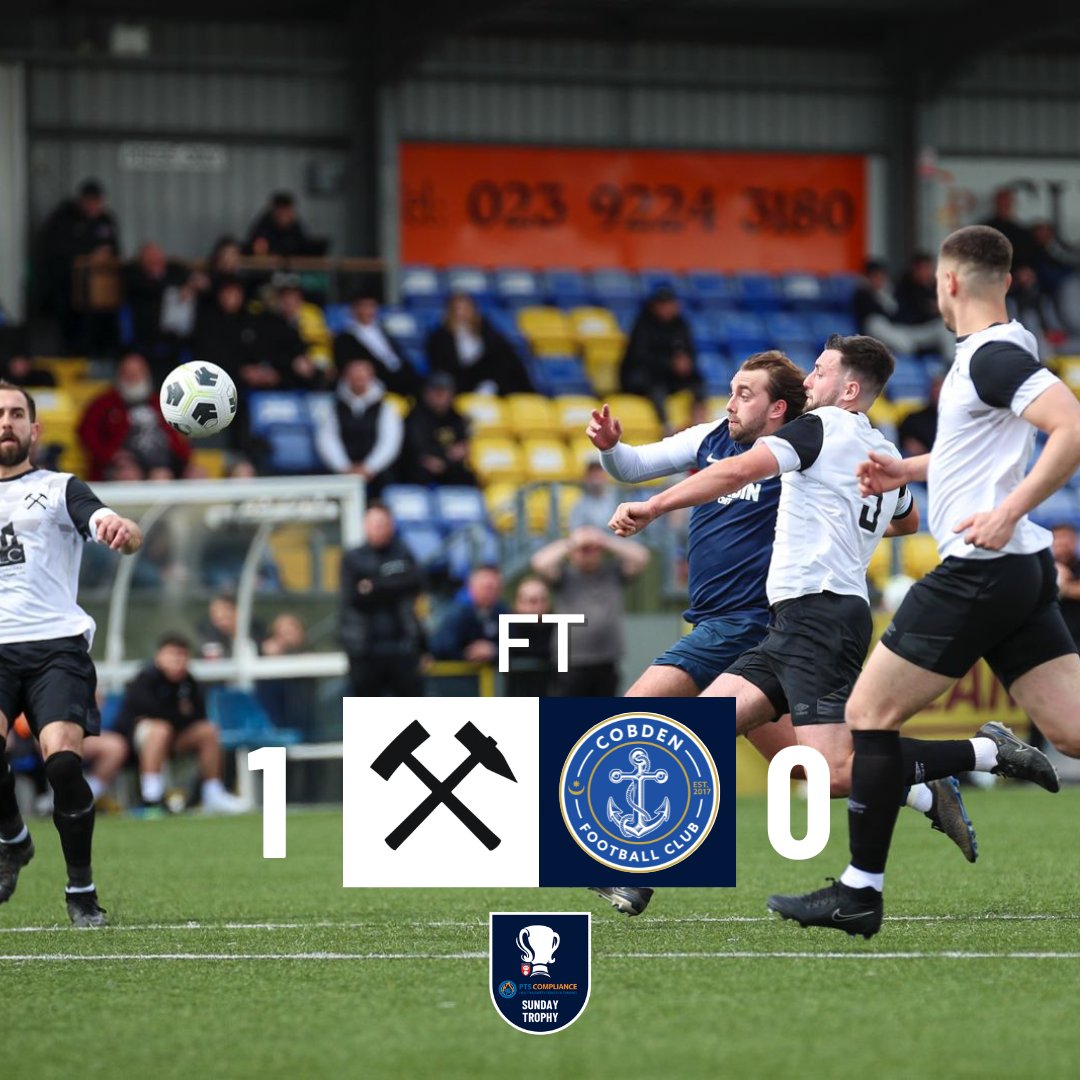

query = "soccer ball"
[{"left": 159, "top": 361, "right": 238, "bottom": 438}]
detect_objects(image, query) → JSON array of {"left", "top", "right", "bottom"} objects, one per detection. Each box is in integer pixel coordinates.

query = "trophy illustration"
[{"left": 516, "top": 924, "right": 561, "bottom": 976}]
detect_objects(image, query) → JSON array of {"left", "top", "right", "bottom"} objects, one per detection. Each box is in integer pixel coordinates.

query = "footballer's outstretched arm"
[
  {"left": 609, "top": 443, "right": 780, "bottom": 537},
  {"left": 97, "top": 514, "right": 142, "bottom": 554},
  {"left": 857, "top": 451, "right": 929, "bottom": 496}
]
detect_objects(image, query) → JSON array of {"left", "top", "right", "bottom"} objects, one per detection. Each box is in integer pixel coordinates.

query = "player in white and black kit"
[
  {"left": 611, "top": 334, "right": 1052, "bottom": 846},
  {"left": 768, "top": 225, "right": 1080, "bottom": 940},
  {"left": 0, "top": 382, "right": 142, "bottom": 927}
]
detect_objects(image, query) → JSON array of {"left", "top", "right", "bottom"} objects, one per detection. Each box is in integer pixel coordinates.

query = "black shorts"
[
  {"left": 881, "top": 549, "right": 1076, "bottom": 688},
  {"left": 725, "top": 592, "right": 872, "bottom": 725},
  {"left": 0, "top": 635, "right": 101, "bottom": 738}
]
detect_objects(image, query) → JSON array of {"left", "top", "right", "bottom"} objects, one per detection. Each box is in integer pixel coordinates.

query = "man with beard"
[{"left": 0, "top": 381, "right": 142, "bottom": 926}]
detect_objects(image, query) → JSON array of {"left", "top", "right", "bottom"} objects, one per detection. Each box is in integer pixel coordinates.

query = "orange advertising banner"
[{"left": 400, "top": 143, "right": 867, "bottom": 272}]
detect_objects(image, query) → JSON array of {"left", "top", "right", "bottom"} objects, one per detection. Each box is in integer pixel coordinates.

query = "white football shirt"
[
  {"left": 929, "top": 320, "right": 1058, "bottom": 561},
  {"left": 0, "top": 469, "right": 114, "bottom": 645},
  {"left": 758, "top": 406, "right": 912, "bottom": 605}
]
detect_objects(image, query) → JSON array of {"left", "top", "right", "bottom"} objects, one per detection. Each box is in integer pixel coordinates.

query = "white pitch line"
[
  {"left": 1, "top": 950, "right": 1080, "bottom": 963},
  {"left": 0, "top": 912, "right": 1075, "bottom": 934}
]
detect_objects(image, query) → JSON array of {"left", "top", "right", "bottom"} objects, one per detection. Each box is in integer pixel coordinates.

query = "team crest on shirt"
[
  {"left": 0, "top": 523, "right": 26, "bottom": 568},
  {"left": 559, "top": 712, "right": 720, "bottom": 873}
]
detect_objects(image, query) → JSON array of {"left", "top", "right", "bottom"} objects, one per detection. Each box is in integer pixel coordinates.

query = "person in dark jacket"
[
  {"left": 503, "top": 576, "right": 554, "bottom": 697},
  {"left": 340, "top": 505, "right": 426, "bottom": 695},
  {"left": 192, "top": 274, "right": 264, "bottom": 385},
  {"left": 426, "top": 293, "right": 532, "bottom": 395},
  {"left": 430, "top": 565, "right": 507, "bottom": 662},
  {"left": 122, "top": 242, "right": 199, "bottom": 370},
  {"left": 619, "top": 286, "right": 704, "bottom": 427},
  {"left": 244, "top": 191, "right": 326, "bottom": 257},
  {"left": 333, "top": 291, "right": 423, "bottom": 398},
  {"left": 400, "top": 372, "right": 476, "bottom": 486},
  {"left": 34, "top": 178, "right": 121, "bottom": 353}
]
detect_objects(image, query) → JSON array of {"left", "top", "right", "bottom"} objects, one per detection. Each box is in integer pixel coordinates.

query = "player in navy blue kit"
[
  {"left": 0, "top": 381, "right": 142, "bottom": 927},
  {"left": 769, "top": 226, "right": 1079, "bottom": 939}
]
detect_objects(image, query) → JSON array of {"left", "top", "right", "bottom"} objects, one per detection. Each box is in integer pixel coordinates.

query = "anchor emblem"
[{"left": 606, "top": 747, "right": 670, "bottom": 839}]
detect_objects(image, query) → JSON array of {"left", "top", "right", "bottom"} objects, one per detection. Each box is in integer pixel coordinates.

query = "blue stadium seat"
[
  {"left": 888, "top": 356, "right": 932, "bottom": 400},
  {"left": 734, "top": 272, "right": 785, "bottom": 312},
  {"left": 383, "top": 485, "right": 435, "bottom": 526},
  {"left": 824, "top": 272, "right": 862, "bottom": 312},
  {"left": 445, "top": 525, "right": 500, "bottom": 581},
  {"left": 697, "top": 351, "right": 738, "bottom": 395},
  {"left": 434, "top": 486, "right": 489, "bottom": 530},
  {"left": 400, "top": 265, "right": 445, "bottom": 303},
  {"left": 543, "top": 269, "right": 591, "bottom": 308},
  {"left": 781, "top": 273, "right": 827, "bottom": 311},
  {"left": 782, "top": 343, "right": 819, "bottom": 370},
  {"left": 809, "top": 312, "right": 857, "bottom": 347},
  {"left": 684, "top": 271, "right": 738, "bottom": 306},
  {"left": 446, "top": 266, "right": 494, "bottom": 305},
  {"left": 380, "top": 307, "right": 423, "bottom": 345},
  {"left": 399, "top": 523, "right": 447, "bottom": 568},
  {"left": 531, "top": 356, "right": 594, "bottom": 396},
  {"left": 248, "top": 392, "right": 323, "bottom": 474},
  {"left": 687, "top": 314, "right": 720, "bottom": 352},
  {"left": 208, "top": 687, "right": 302, "bottom": 748},
  {"left": 324, "top": 303, "right": 351, "bottom": 335},
  {"left": 494, "top": 268, "right": 542, "bottom": 304},
  {"left": 639, "top": 270, "right": 684, "bottom": 298},
  {"left": 606, "top": 299, "right": 642, "bottom": 333},
  {"left": 711, "top": 311, "right": 771, "bottom": 355},
  {"left": 590, "top": 269, "right": 644, "bottom": 305},
  {"left": 249, "top": 392, "right": 308, "bottom": 433},
  {"left": 765, "top": 312, "right": 815, "bottom": 349},
  {"left": 1031, "top": 488, "right": 1080, "bottom": 531}
]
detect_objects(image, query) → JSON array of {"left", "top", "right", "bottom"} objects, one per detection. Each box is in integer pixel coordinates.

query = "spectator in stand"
[
  {"left": 206, "top": 235, "right": 243, "bottom": 285},
  {"left": 256, "top": 613, "right": 315, "bottom": 730},
  {"left": 313, "top": 357, "right": 403, "bottom": 496},
  {"left": 895, "top": 252, "right": 940, "bottom": 326},
  {"left": 897, "top": 372, "right": 944, "bottom": 457},
  {"left": 114, "top": 634, "right": 248, "bottom": 813},
  {"left": 430, "top": 565, "right": 507, "bottom": 663},
  {"left": 1051, "top": 523, "right": 1080, "bottom": 647},
  {"left": 531, "top": 525, "right": 650, "bottom": 696},
  {"left": 1006, "top": 264, "right": 1063, "bottom": 353},
  {"left": 0, "top": 325, "right": 56, "bottom": 387},
  {"left": 340, "top": 504, "right": 426, "bottom": 695},
  {"left": 245, "top": 191, "right": 326, "bottom": 257},
  {"left": 503, "top": 576, "right": 554, "bottom": 697},
  {"left": 1031, "top": 220, "right": 1080, "bottom": 334},
  {"left": 426, "top": 293, "right": 533, "bottom": 396},
  {"left": 852, "top": 258, "right": 954, "bottom": 359},
  {"left": 252, "top": 277, "right": 328, "bottom": 391},
  {"left": 981, "top": 186, "right": 1040, "bottom": 271},
  {"left": 33, "top": 178, "right": 121, "bottom": 352},
  {"left": 196, "top": 593, "right": 266, "bottom": 660},
  {"left": 270, "top": 272, "right": 332, "bottom": 369},
  {"left": 122, "top": 242, "right": 200, "bottom": 372},
  {"left": 192, "top": 274, "right": 262, "bottom": 384},
  {"left": 620, "top": 286, "right": 705, "bottom": 430},
  {"left": 400, "top": 372, "right": 476, "bottom": 486},
  {"left": 568, "top": 461, "right": 620, "bottom": 532},
  {"left": 334, "top": 290, "right": 423, "bottom": 398},
  {"left": 77, "top": 351, "right": 191, "bottom": 481}
]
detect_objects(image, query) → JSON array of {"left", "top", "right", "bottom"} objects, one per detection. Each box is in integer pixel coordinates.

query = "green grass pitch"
[{"left": 3, "top": 787, "right": 1079, "bottom": 1080}]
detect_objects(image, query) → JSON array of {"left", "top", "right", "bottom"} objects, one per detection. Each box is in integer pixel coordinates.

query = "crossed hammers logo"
[{"left": 371, "top": 720, "right": 517, "bottom": 850}]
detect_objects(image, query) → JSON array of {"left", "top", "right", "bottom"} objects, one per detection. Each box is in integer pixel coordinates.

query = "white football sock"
[
  {"left": 840, "top": 865, "right": 884, "bottom": 893},
  {"left": 65, "top": 882, "right": 96, "bottom": 894},
  {"left": 202, "top": 778, "right": 226, "bottom": 800},
  {"left": 87, "top": 775, "right": 106, "bottom": 800},
  {"left": 141, "top": 773, "right": 165, "bottom": 803},
  {"left": 970, "top": 737, "right": 998, "bottom": 772},
  {"left": 905, "top": 783, "right": 933, "bottom": 813}
]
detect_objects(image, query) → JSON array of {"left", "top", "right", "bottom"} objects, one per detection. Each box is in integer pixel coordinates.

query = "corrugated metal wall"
[
  {"left": 24, "top": 18, "right": 350, "bottom": 259},
  {"left": 399, "top": 37, "right": 890, "bottom": 151}
]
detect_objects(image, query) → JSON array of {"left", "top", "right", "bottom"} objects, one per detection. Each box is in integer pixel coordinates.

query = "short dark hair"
[
  {"left": 824, "top": 334, "right": 895, "bottom": 401},
  {"left": 939, "top": 225, "right": 1013, "bottom": 278},
  {"left": 157, "top": 633, "right": 192, "bottom": 652},
  {"left": 271, "top": 191, "right": 295, "bottom": 208},
  {"left": 738, "top": 351, "right": 807, "bottom": 421},
  {"left": 0, "top": 379, "right": 36, "bottom": 421}
]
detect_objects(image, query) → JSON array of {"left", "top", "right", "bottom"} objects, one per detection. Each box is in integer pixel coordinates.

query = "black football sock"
[
  {"left": 900, "top": 737, "right": 976, "bottom": 784},
  {"left": 848, "top": 730, "right": 904, "bottom": 876},
  {"left": 0, "top": 747, "right": 26, "bottom": 842},
  {"left": 45, "top": 751, "right": 96, "bottom": 889}
]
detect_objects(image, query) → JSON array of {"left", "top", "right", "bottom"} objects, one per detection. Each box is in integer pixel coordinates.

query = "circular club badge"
[{"left": 559, "top": 712, "right": 719, "bottom": 873}]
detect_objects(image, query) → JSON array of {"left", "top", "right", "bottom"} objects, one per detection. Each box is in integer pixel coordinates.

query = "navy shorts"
[
  {"left": 882, "top": 549, "right": 1076, "bottom": 688},
  {"left": 0, "top": 635, "right": 101, "bottom": 738},
  {"left": 653, "top": 613, "right": 770, "bottom": 691}
]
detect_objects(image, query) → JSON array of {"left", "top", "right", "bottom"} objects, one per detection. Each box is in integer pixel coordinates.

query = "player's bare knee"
[{"left": 844, "top": 692, "right": 896, "bottom": 731}]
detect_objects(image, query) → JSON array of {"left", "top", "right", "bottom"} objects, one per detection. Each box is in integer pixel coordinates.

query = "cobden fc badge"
[
  {"left": 560, "top": 709, "right": 721, "bottom": 874},
  {"left": 489, "top": 913, "right": 591, "bottom": 1035}
]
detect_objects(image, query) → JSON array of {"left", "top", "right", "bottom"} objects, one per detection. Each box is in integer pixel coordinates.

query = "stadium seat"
[
  {"left": 383, "top": 484, "right": 435, "bottom": 526},
  {"left": 506, "top": 393, "right": 557, "bottom": 437},
  {"left": 781, "top": 273, "right": 827, "bottom": 311},
  {"left": 713, "top": 311, "right": 771, "bottom": 356},
  {"left": 867, "top": 536, "right": 895, "bottom": 590},
  {"left": 639, "top": 270, "right": 684, "bottom": 298},
  {"left": 522, "top": 438, "right": 576, "bottom": 482},
  {"left": 555, "top": 395, "right": 601, "bottom": 437},
  {"left": 705, "top": 395, "right": 730, "bottom": 420},
  {"left": 1057, "top": 356, "right": 1080, "bottom": 394},
  {"left": 698, "top": 351, "right": 738, "bottom": 395},
  {"left": 530, "top": 356, "right": 594, "bottom": 397},
  {"left": 494, "top": 268, "right": 543, "bottom": 305},
  {"left": 189, "top": 448, "right": 227, "bottom": 479},
  {"left": 824, "top": 272, "right": 862, "bottom": 312},
  {"left": 208, "top": 687, "right": 302, "bottom": 748},
  {"left": 734, "top": 272, "right": 784, "bottom": 312},
  {"left": 400, "top": 265, "right": 444, "bottom": 303},
  {"left": 888, "top": 357, "right": 932, "bottom": 400},
  {"left": 323, "top": 303, "right": 351, "bottom": 335},
  {"left": 765, "top": 312, "right": 815, "bottom": 351},
  {"left": 568, "top": 305, "right": 622, "bottom": 341},
  {"left": 380, "top": 308, "right": 423, "bottom": 345},
  {"left": 517, "top": 306, "right": 577, "bottom": 357},
  {"left": 605, "top": 394, "right": 662, "bottom": 442},
  {"left": 583, "top": 347, "right": 622, "bottom": 397},
  {"left": 456, "top": 393, "right": 510, "bottom": 437},
  {"left": 249, "top": 392, "right": 323, "bottom": 474},
  {"left": 446, "top": 266, "right": 494, "bottom": 305},
  {"left": 666, "top": 390, "right": 696, "bottom": 432},
  {"left": 900, "top": 533, "right": 941, "bottom": 580},
  {"left": 543, "top": 269, "right": 591, "bottom": 308},
  {"left": 469, "top": 437, "right": 525, "bottom": 484},
  {"left": 525, "top": 484, "right": 583, "bottom": 533},
  {"left": 445, "top": 524, "right": 500, "bottom": 580},
  {"left": 484, "top": 483, "right": 518, "bottom": 533},
  {"left": 590, "top": 269, "right": 644, "bottom": 305},
  {"left": 568, "top": 435, "right": 600, "bottom": 475},
  {"left": 433, "top": 486, "right": 489, "bottom": 530},
  {"left": 684, "top": 271, "right": 738, "bottom": 306},
  {"left": 398, "top": 523, "right": 446, "bottom": 568}
]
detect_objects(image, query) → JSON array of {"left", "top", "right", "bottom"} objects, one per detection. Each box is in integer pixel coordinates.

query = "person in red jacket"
[{"left": 76, "top": 352, "right": 191, "bottom": 481}]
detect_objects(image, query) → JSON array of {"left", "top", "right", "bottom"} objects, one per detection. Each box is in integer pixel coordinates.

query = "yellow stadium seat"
[
  {"left": 605, "top": 395, "right": 662, "bottom": 443},
  {"left": 568, "top": 306, "right": 621, "bottom": 338},
  {"left": 868, "top": 537, "right": 895, "bottom": 591},
  {"left": 582, "top": 338, "right": 624, "bottom": 365},
  {"left": 516, "top": 306, "right": 577, "bottom": 357},
  {"left": 584, "top": 352, "right": 620, "bottom": 397},
  {"left": 569, "top": 435, "right": 600, "bottom": 476},
  {"left": 189, "top": 448, "right": 227, "bottom": 479},
  {"left": 867, "top": 398, "right": 897, "bottom": 431},
  {"left": 469, "top": 437, "right": 525, "bottom": 484},
  {"left": 705, "top": 396, "right": 730, "bottom": 421},
  {"left": 666, "top": 391, "right": 696, "bottom": 432},
  {"left": 384, "top": 392, "right": 410, "bottom": 418},
  {"left": 36, "top": 358, "right": 91, "bottom": 386},
  {"left": 522, "top": 438, "right": 575, "bottom": 482},
  {"left": 901, "top": 533, "right": 941, "bottom": 580},
  {"left": 484, "top": 482, "right": 520, "bottom": 533},
  {"left": 62, "top": 380, "right": 111, "bottom": 409},
  {"left": 554, "top": 395, "right": 601, "bottom": 437},
  {"left": 891, "top": 398, "right": 925, "bottom": 426},
  {"left": 506, "top": 393, "right": 557, "bottom": 437},
  {"left": 268, "top": 527, "right": 313, "bottom": 591},
  {"left": 525, "top": 483, "right": 584, "bottom": 533},
  {"left": 456, "top": 394, "right": 510, "bottom": 437},
  {"left": 321, "top": 545, "right": 342, "bottom": 592}
]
